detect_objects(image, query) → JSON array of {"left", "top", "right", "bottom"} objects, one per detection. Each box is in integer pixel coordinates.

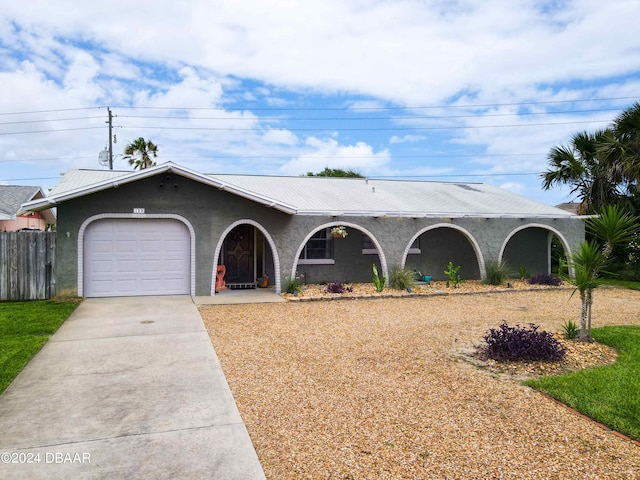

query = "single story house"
[
  {"left": 1, "top": 185, "right": 56, "bottom": 231},
  {"left": 22, "top": 162, "right": 585, "bottom": 298}
]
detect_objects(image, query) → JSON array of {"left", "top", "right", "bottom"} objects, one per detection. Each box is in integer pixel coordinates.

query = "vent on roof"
[{"left": 455, "top": 184, "right": 481, "bottom": 192}]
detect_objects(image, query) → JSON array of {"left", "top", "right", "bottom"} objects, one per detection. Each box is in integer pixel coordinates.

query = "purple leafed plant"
[
  {"left": 482, "top": 322, "right": 566, "bottom": 362},
  {"left": 527, "top": 273, "right": 562, "bottom": 286},
  {"left": 325, "top": 281, "right": 353, "bottom": 294}
]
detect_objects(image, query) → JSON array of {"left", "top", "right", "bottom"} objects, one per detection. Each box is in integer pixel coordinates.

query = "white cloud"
[
  {"left": 4, "top": 0, "right": 639, "bottom": 106},
  {"left": 279, "top": 138, "right": 390, "bottom": 175},
  {"left": 0, "top": 0, "right": 638, "bottom": 207},
  {"left": 390, "top": 134, "right": 427, "bottom": 144}
]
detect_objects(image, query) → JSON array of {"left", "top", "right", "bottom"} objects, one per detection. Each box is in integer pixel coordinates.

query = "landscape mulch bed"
[{"left": 200, "top": 286, "right": 640, "bottom": 479}]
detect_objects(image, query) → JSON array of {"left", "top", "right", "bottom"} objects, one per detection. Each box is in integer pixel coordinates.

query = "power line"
[
  {"left": 1, "top": 153, "right": 547, "bottom": 164},
  {"left": 0, "top": 97, "right": 635, "bottom": 116},
  {"left": 1, "top": 176, "right": 62, "bottom": 182},
  {"left": 1, "top": 171, "right": 542, "bottom": 183},
  {"left": 0, "top": 156, "right": 95, "bottom": 163},
  {"left": 105, "top": 96, "right": 638, "bottom": 111},
  {"left": 0, "top": 107, "right": 102, "bottom": 116},
  {"left": 0, "top": 116, "right": 103, "bottom": 125},
  {"left": 0, "top": 126, "right": 103, "bottom": 135},
  {"left": 371, "top": 172, "right": 541, "bottom": 178},
  {"left": 117, "top": 107, "right": 623, "bottom": 121},
  {"left": 116, "top": 119, "right": 611, "bottom": 132}
]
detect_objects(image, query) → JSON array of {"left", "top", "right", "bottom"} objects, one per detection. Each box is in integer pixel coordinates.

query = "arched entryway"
[
  {"left": 500, "top": 224, "right": 571, "bottom": 277},
  {"left": 291, "top": 222, "right": 388, "bottom": 285},
  {"left": 212, "top": 220, "right": 281, "bottom": 295},
  {"left": 403, "top": 224, "right": 484, "bottom": 281}
]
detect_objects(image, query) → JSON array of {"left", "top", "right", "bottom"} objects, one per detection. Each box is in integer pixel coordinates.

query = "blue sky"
[{"left": 1, "top": 0, "right": 639, "bottom": 206}]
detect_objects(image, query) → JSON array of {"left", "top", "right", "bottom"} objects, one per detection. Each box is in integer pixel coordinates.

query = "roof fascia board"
[
  {"left": 21, "top": 162, "right": 298, "bottom": 215},
  {"left": 295, "top": 210, "right": 577, "bottom": 219},
  {"left": 20, "top": 165, "right": 169, "bottom": 212}
]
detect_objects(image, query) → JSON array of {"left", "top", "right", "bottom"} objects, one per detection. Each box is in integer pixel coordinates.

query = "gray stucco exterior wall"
[{"left": 54, "top": 171, "right": 585, "bottom": 297}]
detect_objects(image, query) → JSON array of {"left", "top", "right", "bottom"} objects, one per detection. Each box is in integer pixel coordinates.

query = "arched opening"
[
  {"left": 403, "top": 224, "right": 483, "bottom": 281},
  {"left": 550, "top": 234, "right": 569, "bottom": 276},
  {"left": 291, "top": 222, "right": 387, "bottom": 286},
  {"left": 500, "top": 224, "right": 571, "bottom": 277},
  {"left": 212, "top": 220, "right": 280, "bottom": 295}
]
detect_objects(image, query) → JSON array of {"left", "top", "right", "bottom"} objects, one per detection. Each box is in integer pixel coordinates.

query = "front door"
[{"left": 223, "top": 225, "right": 254, "bottom": 285}]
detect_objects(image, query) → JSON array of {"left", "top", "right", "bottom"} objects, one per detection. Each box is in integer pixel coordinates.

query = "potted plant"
[{"left": 330, "top": 225, "right": 348, "bottom": 238}]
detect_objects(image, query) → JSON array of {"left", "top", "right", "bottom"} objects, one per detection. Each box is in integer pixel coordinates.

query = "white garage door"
[{"left": 84, "top": 219, "right": 190, "bottom": 297}]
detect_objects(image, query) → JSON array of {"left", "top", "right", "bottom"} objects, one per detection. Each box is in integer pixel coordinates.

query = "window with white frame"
[
  {"left": 361, "top": 234, "right": 378, "bottom": 254},
  {"left": 408, "top": 236, "right": 421, "bottom": 254},
  {"left": 362, "top": 234, "right": 420, "bottom": 254},
  {"left": 299, "top": 228, "right": 335, "bottom": 264}
]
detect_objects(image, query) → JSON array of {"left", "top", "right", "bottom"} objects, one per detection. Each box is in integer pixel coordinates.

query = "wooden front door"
[{"left": 223, "top": 225, "right": 254, "bottom": 284}]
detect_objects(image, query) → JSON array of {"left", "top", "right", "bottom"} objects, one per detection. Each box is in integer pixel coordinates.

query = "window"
[
  {"left": 362, "top": 234, "right": 378, "bottom": 254},
  {"left": 362, "top": 234, "right": 420, "bottom": 254},
  {"left": 299, "top": 228, "right": 334, "bottom": 264},
  {"left": 408, "top": 236, "right": 421, "bottom": 254}
]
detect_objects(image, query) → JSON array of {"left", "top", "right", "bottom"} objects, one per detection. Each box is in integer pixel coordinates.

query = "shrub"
[
  {"left": 389, "top": 265, "right": 415, "bottom": 290},
  {"left": 482, "top": 322, "right": 566, "bottom": 362},
  {"left": 518, "top": 266, "right": 530, "bottom": 280},
  {"left": 561, "top": 320, "right": 578, "bottom": 340},
  {"left": 283, "top": 276, "right": 302, "bottom": 294},
  {"left": 444, "top": 261, "right": 463, "bottom": 288},
  {"left": 484, "top": 260, "right": 510, "bottom": 285},
  {"left": 527, "top": 273, "right": 562, "bottom": 286},
  {"left": 325, "top": 281, "right": 353, "bottom": 294},
  {"left": 372, "top": 264, "right": 385, "bottom": 292}
]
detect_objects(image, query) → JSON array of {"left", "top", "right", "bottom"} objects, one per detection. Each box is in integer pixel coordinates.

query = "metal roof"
[{"left": 24, "top": 162, "right": 577, "bottom": 219}]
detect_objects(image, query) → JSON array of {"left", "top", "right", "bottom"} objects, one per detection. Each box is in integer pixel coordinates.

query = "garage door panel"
[
  {"left": 164, "top": 241, "right": 185, "bottom": 253},
  {"left": 91, "top": 260, "right": 114, "bottom": 274},
  {"left": 115, "top": 259, "right": 138, "bottom": 272},
  {"left": 92, "top": 240, "right": 114, "bottom": 253},
  {"left": 116, "top": 239, "right": 138, "bottom": 252},
  {"left": 163, "top": 259, "right": 185, "bottom": 271},
  {"left": 84, "top": 219, "right": 190, "bottom": 297}
]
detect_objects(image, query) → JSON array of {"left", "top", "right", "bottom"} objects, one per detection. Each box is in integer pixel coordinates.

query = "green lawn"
[
  {"left": 525, "top": 326, "right": 640, "bottom": 441},
  {"left": 0, "top": 299, "right": 80, "bottom": 394},
  {"left": 599, "top": 278, "right": 640, "bottom": 290}
]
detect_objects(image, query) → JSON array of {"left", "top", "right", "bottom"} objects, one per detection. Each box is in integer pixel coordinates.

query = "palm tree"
[
  {"left": 598, "top": 102, "right": 640, "bottom": 191},
  {"left": 567, "top": 241, "right": 605, "bottom": 342},
  {"left": 588, "top": 204, "right": 639, "bottom": 259},
  {"left": 542, "top": 130, "right": 619, "bottom": 214},
  {"left": 123, "top": 137, "right": 158, "bottom": 170},
  {"left": 565, "top": 205, "right": 639, "bottom": 341}
]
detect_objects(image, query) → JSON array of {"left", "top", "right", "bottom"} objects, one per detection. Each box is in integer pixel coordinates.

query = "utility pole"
[{"left": 107, "top": 107, "right": 113, "bottom": 170}]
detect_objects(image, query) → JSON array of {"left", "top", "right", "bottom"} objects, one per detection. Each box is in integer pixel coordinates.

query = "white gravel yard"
[{"left": 200, "top": 287, "right": 640, "bottom": 479}]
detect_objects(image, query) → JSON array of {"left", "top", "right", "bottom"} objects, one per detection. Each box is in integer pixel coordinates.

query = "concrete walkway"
[
  {"left": 195, "top": 287, "right": 286, "bottom": 305},
  {"left": 0, "top": 296, "right": 265, "bottom": 480}
]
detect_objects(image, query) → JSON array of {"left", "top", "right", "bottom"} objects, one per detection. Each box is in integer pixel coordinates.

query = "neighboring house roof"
[
  {"left": 555, "top": 202, "right": 580, "bottom": 215},
  {"left": 23, "top": 162, "right": 578, "bottom": 219},
  {"left": 1, "top": 185, "right": 56, "bottom": 223}
]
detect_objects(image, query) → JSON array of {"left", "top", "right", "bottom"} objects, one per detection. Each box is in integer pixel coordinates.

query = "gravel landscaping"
[{"left": 200, "top": 286, "right": 640, "bottom": 479}]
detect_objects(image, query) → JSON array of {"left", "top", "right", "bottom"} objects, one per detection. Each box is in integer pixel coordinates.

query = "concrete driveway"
[{"left": 0, "top": 296, "right": 265, "bottom": 480}]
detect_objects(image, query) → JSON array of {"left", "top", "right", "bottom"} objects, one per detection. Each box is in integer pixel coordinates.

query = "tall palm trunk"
[
  {"left": 578, "top": 289, "right": 590, "bottom": 341},
  {"left": 586, "top": 288, "right": 594, "bottom": 341}
]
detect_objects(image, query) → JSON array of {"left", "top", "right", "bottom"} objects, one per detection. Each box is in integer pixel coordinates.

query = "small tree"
[
  {"left": 567, "top": 241, "right": 605, "bottom": 341},
  {"left": 306, "top": 168, "right": 364, "bottom": 178},
  {"left": 124, "top": 137, "right": 158, "bottom": 170},
  {"left": 565, "top": 205, "right": 639, "bottom": 341}
]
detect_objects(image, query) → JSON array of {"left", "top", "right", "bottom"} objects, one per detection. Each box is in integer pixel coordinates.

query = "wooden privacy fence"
[{"left": 0, "top": 231, "right": 56, "bottom": 301}]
